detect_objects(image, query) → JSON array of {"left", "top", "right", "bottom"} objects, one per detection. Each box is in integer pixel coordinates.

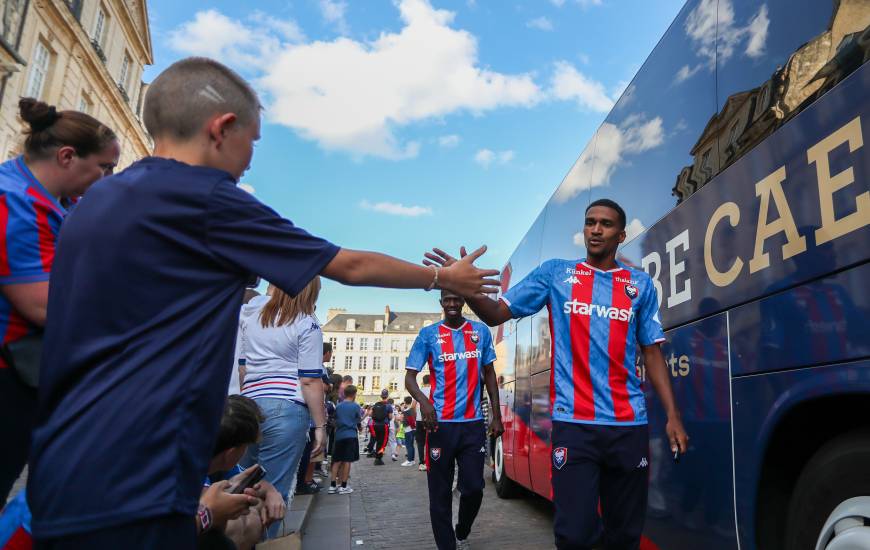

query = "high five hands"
[{"left": 432, "top": 245, "right": 499, "bottom": 298}]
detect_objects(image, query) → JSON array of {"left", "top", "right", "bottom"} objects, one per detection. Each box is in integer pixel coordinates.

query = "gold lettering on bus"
[
  {"left": 807, "top": 116, "right": 868, "bottom": 245},
  {"left": 704, "top": 201, "right": 743, "bottom": 287},
  {"left": 749, "top": 166, "right": 807, "bottom": 274}
]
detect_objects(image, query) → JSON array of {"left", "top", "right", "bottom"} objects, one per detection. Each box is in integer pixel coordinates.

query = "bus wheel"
[
  {"left": 494, "top": 435, "right": 519, "bottom": 499},
  {"left": 784, "top": 429, "right": 870, "bottom": 550}
]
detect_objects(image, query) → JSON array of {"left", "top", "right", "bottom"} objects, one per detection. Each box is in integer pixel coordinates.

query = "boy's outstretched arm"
[{"left": 322, "top": 246, "right": 500, "bottom": 298}]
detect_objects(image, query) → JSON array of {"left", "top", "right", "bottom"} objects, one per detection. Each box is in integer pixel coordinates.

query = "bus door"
[{"left": 642, "top": 312, "right": 737, "bottom": 550}]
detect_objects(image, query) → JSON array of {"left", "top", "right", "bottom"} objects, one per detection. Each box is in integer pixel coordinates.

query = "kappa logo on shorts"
[
  {"left": 637, "top": 457, "right": 649, "bottom": 469},
  {"left": 624, "top": 284, "right": 639, "bottom": 300},
  {"left": 553, "top": 447, "right": 568, "bottom": 470},
  {"left": 430, "top": 448, "right": 442, "bottom": 461},
  {"left": 479, "top": 446, "right": 486, "bottom": 453}
]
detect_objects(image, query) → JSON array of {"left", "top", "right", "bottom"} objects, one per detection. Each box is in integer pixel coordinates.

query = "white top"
[
  {"left": 415, "top": 386, "right": 431, "bottom": 421},
  {"left": 239, "top": 295, "right": 324, "bottom": 405}
]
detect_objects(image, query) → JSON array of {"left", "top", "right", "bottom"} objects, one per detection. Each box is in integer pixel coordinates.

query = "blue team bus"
[{"left": 488, "top": 1, "right": 870, "bottom": 549}]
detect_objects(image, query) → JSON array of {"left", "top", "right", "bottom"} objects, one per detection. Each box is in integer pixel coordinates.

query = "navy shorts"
[
  {"left": 551, "top": 421, "right": 649, "bottom": 550},
  {"left": 332, "top": 437, "right": 360, "bottom": 463}
]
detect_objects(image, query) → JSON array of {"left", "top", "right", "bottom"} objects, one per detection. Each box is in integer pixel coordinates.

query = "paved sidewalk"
[{"left": 348, "top": 438, "right": 554, "bottom": 550}]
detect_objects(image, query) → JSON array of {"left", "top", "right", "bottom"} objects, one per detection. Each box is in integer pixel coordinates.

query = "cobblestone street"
[{"left": 347, "top": 437, "right": 554, "bottom": 550}]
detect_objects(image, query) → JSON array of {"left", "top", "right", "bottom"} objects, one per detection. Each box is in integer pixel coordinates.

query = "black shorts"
[{"left": 332, "top": 438, "right": 360, "bottom": 463}]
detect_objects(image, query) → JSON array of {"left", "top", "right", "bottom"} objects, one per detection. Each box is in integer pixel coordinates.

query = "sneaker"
[
  {"left": 401, "top": 460, "right": 414, "bottom": 467},
  {"left": 338, "top": 487, "right": 354, "bottom": 495},
  {"left": 391, "top": 454, "right": 398, "bottom": 461},
  {"left": 456, "top": 537, "right": 471, "bottom": 549},
  {"left": 295, "top": 483, "right": 318, "bottom": 495},
  {"left": 374, "top": 458, "right": 384, "bottom": 466},
  {"left": 418, "top": 463, "right": 427, "bottom": 471},
  {"left": 327, "top": 486, "right": 337, "bottom": 494}
]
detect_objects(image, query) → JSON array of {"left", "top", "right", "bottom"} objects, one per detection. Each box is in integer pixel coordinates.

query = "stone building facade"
[{"left": 0, "top": 0, "right": 153, "bottom": 168}]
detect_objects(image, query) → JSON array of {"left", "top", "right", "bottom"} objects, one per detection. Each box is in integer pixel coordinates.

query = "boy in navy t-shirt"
[
  {"left": 27, "top": 57, "right": 501, "bottom": 548},
  {"left": 329, "top": 385, "right": 362, "bottom": 494}
]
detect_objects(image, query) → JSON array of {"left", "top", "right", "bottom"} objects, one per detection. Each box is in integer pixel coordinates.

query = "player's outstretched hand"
[
  {"left": 423, "top": 246, "right": 467, "bottom": 268},
  {"left": 435, "top": 246, "right": 500, "bottom": 298}
]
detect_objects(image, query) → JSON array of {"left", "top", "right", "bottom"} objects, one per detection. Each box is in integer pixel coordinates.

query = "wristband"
[
  {"left": 197, "top": 504, "right": 213, "bottom": 533},
  {"left": 426, "top": 266, "right": 440, "bottom": 291}
]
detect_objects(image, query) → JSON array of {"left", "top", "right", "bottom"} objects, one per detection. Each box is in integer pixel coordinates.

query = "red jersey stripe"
[
  {"left": 462, "top": 328, "right": 479, "bottom": 419},
  {"left": 26, "top": 188, "right": 55, "bottom": 272},
  {"left": 439, "top": 324, "right": 458, "bottom": 420},
  {"left": 607, "top": 269, "right": 635, "bottom": 422},
  {"left": 570, "top": 265, "right": 596, "bottom": 420},
  {"left": 0, "top": 195, "right": 9, "bottom": 276}
]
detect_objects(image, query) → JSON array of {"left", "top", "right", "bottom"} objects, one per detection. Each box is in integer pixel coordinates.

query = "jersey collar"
[
  {"left": 440, "top": 319, "right": 469, "bottom": 332},
  {"left": 580, "top": 259, "right": 624, "bottom": 273}
]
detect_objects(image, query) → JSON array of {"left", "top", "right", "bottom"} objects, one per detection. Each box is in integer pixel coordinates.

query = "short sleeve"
[
  {"left": 0, "top": 191, "right": 59, "bottom": 285},
  {"left": 297, "top": 317, "right": 325, "bottom": 378},
  {"left": 637, "top": 276, "right": 666, "bottom": 346},
  {"left": 405, "top": 332, "right": 429, "bottom": 371},
  {"left": 480, "top": 327, "right": 497, "bottom": 366},
  {"left": 206, "top": 180, "right": 340, "bottom": 296},
  {"left": 501, "top": 260, "right": 555, "bottom": 318}
]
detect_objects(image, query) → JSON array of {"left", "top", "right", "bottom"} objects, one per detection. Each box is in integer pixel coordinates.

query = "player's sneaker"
[
  {"left": 327, "top": 486, "right": 337, "bottom": 494},
  {"left": 338, "top": 487, "right": 354, "bottom": 495},
  {"left": 456, "top": 537, "right": 471, "bottom": 549}
]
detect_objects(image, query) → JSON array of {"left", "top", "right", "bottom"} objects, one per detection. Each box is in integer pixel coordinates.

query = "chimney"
[{"left": 384, "top": 306, "right": 391, "bottom": 328}]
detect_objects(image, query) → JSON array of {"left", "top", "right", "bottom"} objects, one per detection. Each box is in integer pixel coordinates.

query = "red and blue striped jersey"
[
  {"left": 0, "top": 157, "right": 65, "bottom": 357},
  {"left": 502, "top": 259, "right": 665, "bottom": 426},
  {"left": 406, "top": 319, "right": 496, "bottom": 423}
]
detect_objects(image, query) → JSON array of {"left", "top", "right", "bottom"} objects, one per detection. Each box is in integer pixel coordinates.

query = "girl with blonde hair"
[{"left": 238, "top": 277, "right": 326, "bottom": 538}]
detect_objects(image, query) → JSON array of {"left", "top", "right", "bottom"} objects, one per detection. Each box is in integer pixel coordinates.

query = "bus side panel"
[
  {"left": 500, "top": 380, "right": 517, "bottom": 480},
  {"left": 731, "top": 360, "right": 870, "bottom": 550},
  {"left": 529, "top": 370, "right": 553, "bottom": 498},
  {"left": 643, "top": 313, "right": 736, "bottom": 550},
  {"left": 512, "top": 317, "right": 534, "bottom": 490}
]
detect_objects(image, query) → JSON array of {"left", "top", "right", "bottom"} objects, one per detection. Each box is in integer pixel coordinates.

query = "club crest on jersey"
[
  {"left": 624, "top": 284, "right": 638, "bottom": 300},
  {"left": 553, "top": 447, "right": 568, "bottom": 470},
  {"left": 430, "top": 448, "right": 442, "bottom": 461},
  {"left": 470, "top": 332, "right": 480, "bottom": 343}
]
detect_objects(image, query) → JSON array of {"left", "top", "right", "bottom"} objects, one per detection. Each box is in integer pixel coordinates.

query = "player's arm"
[
  {"left": 1, "top": 282, "right": 48, "bottom": 326},
  {"left": 322, "top": 247, "right": 499, "bottom": 298},
  {"left": 642, "top": 344, "right": 689, "bottom": 455},
  {"left": 482, "top": 362, "right": 503, "bottom": 438},
  {"left": 405, "top": 370, "right": 437, "bottom": 431},
  {"left": 422, "top": 247, "right": 512, "bottom": 326}
]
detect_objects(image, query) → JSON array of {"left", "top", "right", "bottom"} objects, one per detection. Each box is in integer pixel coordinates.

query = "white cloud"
[
  {"left": 360, "top": 200, "right": 432, "bottom": 217},
  {"left": 249, "top": 11, "right": 306, "bottom": 43},
  {"left": 475, "top": 148, "right": 514, "bottom": 168},
  {"left": 168, "top": 1, "right": 543, "bottom": 160},
  {"left": 319, "top": 0, "right": 349, "bottom": 35},
  {"left": 745, "top": 5, "right": 769, "bottom": 58},
  {"left": 678, "top": 0, "right": 769, "bottom": 83},
  {"left": 555, "top": 114, "right": 664, "bottom": 202},
  {"left": 573, "top": 231, "right": 584, "bottom": 246},
  {"left": 624, "top": 218, "right": 646, "bottom": 241},
  {"left": 238, "top": 183, "right": 256, "bottom": 194},
  {"left": 527, "top": 16, "right": 554, "bottom": 31},
  {"left": 611, "top": 80, "right": 629, "bottom": 102},
  {"left": 438, "top": 134, "right": 461, "bottom": 148},
  {"left": 550, "top": 61, "right": 614, "bottom": 112}
]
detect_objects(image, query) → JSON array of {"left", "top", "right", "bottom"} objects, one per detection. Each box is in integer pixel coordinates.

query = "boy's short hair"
[
  {"left": 143, "top": 57, "right": 261, "bottom": 141},
  {"left": 342, "top": 375, "right": 353, "bottom": 383},
  {"left": 344, "top": 385, "right": 357, "bottom": 397},
  {"left": 422, "top": 374, "right": 430, "bottom": 385},
  {"left": 213, "top": 395, "right": 264, "bottom": 456},
  {"left": 403, "top": 396, "right": 412, "bottom": 405}
]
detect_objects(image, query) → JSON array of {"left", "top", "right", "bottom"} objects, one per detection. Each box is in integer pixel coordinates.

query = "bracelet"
[
  {"left": 197, "top": 504, "right": 212, "bottom": 533},
  {"left": 426, "top": 266, "right": 440, "bottom": 292}
]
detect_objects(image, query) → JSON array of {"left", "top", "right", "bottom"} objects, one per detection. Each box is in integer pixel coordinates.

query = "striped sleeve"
[{"left": 0, "top": 191, "right": 58, "bottom": 285}]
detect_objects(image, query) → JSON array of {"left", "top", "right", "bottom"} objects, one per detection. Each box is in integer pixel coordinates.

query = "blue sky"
[{"left": 144, "top": 0, "right": 684, "bottom": 315}]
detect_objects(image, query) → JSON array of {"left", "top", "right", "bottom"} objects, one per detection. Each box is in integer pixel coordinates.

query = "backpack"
[{"left": 371, "top": 401, "right": 387, "bottom": 423}]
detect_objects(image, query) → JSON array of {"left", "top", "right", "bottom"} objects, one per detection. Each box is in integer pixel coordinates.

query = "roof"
[{"left": 322, "top": 312, "right": 443, "bottom": 333}]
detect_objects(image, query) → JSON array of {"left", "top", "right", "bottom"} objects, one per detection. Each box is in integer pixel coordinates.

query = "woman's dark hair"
[
  {"left": 213, "top": 395, "right": 264, "bottom": 456},
  {"left": 19, "top": 97, "right": 117, "bottom": 160}
]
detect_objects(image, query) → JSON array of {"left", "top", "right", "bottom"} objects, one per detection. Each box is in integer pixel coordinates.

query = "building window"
[
  {"left": 330, "top": 354, "right": 336, "bottom": 369},
  {"left": 119, "top": 52, "right": 131, "bottom": 90},
  {"left": 372, "top": 357, "right": 381, "bottom": 370},
  {"left": 359, "top": 337, "right": 368, "bottom": 351},
  {"left": 358, "top": 376, "right": 366, "bottom": 390},
  {"left": 373, "top": 338, "right": 382, "bottom": 351},
  {"left": 344, "top": 356, "right": 352, "bottom": 369},
  {"left": 391, "top": 339, "right": 400, "bottom": 352},
  {"left": 25, "top": 41, "right": 51, "bottom": 99},
  {"left": 390, "top": 357, "right": 399, "bottom": 370},
  {"left": 728, "top": 121, "right": 740, "bottom": 146},
  {"left": 93, "top": 7, "right": 108, "bottom": 47},
  {"left": 389, "top": 381, "right": 398, "bottom": 392},
  {"left": 345, "top": 338, "right": 354, "bottom": 351},
  {"left": 405, "top": 339, "right": 413, "bottom": 352},
  {"left": 1, "top": 0, "right": 28, "bottom": 53},
  {"left": 359, "top": 356, "right": 367, "bottom": 370},
  {"left": 372, "top": 376, "right": 380, "bottom": 391},
  {"left": 78, "top": 93, "right": 93, "bottom": 114},
  {"left": 66, "top": 0, "right": 84, "bottom": 20}
]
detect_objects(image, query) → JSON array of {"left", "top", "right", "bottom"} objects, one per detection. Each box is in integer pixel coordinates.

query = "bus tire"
[
  {"left": 493, "top": 435, "right": 520, "bottom": 499},
  {"left": 784, "top": 429, "right": 870, "bottom": 550}
]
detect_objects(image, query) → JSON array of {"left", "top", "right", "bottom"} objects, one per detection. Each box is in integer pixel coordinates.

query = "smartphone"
[{"left": 228, "top": 465, "right": 266, "bottom": 494}]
